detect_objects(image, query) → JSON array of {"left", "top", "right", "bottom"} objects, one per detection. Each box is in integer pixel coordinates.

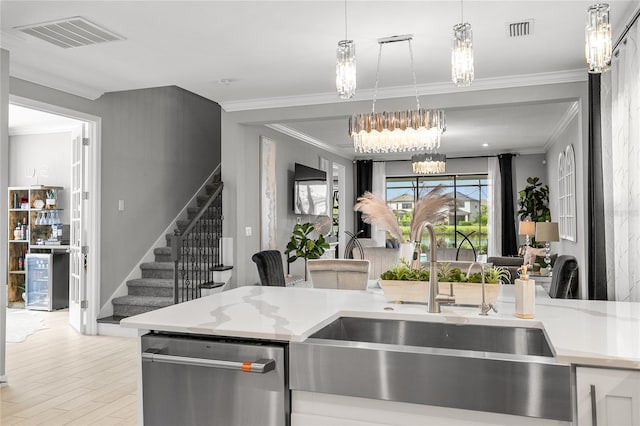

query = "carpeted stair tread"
[
  {"left": 112, "top": 295, "right": 173, "bottom": 306},
  {"left": 127, "top": 278, "right": 174, "bottom": 288},
  {"left": 97, "top": 315, "right": 127, "bottom": 324},
  {"left": 141, "top": 262, "right": 174, "bottom": 270}
]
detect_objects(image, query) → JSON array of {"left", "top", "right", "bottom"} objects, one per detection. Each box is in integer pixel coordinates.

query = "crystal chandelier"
[
  {"left": 585, "top": 3, "right": 611, "bottom": 73},
  {"left": 336, "top": 0, "right": 356, "bottom": 99},
  {"left": 451, "top": 0, "right": 474, "bottom": 86},
  {"left": 349, "top": 35, "right": 446, "bottom": 153},
  {"left": 411, "top": 152, "right": 446, "bottom": 174}
]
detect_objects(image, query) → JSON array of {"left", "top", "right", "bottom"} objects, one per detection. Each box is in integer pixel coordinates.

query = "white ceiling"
[
  {"left": 8, "top": 104, "right": 83, "bottom": 135},
  {"left": 1, "top": 1, "right": 638, "bottom": 157}
]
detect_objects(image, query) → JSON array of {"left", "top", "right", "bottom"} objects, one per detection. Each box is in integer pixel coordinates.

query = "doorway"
[{"left": 4, "top": 98, "right": 100, "bottom": 336}]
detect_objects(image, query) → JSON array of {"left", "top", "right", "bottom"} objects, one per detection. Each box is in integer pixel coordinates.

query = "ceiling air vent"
[
  {"left": 506, "top": 20, "right": 534, "bottom": 38},
  {"left": 14, "top": 16, "right": 125, "bottom": 49}
]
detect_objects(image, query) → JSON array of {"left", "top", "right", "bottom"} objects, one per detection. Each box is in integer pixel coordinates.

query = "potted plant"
[
  {"left": 284, "top": 222, "right": 330, "bottom": 280},
  {"left": 518, "top": 177, "right": 550, "bottom": 246},
  {"left": 379, "top": 259, "right": 430, "bottom": 303},
  {"left": 379, "top": 261, "right": 510, "bottom": 305}
]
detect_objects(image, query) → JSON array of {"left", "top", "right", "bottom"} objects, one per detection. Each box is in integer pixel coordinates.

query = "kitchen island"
[{"left": 121, "top": 285, "right": 640, "bottom": 425}]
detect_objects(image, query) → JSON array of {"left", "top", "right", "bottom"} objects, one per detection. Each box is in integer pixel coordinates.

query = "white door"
[{"left": 69, "top": 124, "right": 87, "bottom": 333}]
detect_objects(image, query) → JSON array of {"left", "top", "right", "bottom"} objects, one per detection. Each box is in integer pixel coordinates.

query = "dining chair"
[
  {"left": 251, "top": 250, "right": 286, "bottom": 287},
  {"left": 307, "top": 259, "right": 370, "bottom": 290},
  {"left": 548, "top": 255, "right": 578, "bottom": 298}
]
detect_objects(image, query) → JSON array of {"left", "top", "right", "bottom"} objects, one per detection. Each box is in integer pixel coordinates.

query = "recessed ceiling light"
[
  {"left": 482, "top": 143, "right": 489, "bottom": 147},
  {"left": 218, "top": 79, "right": 235, "bottom": 86}
]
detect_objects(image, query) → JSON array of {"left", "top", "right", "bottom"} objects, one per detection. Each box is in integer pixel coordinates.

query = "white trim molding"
[
  {"left": 222, "top": 69, "right": 587, "bottom": 112},
  {"left": 545, "top": 101, "right": 580, "bottom": 151},
  {"left": 266, "top": 123, "right": 353, "bottom": 160}
]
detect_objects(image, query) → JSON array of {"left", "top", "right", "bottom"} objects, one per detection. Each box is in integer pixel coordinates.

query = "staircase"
[{"left": 99, "top": 173, "right": 225, "bottom": 323}]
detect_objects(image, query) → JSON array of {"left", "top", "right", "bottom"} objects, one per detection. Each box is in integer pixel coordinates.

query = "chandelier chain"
[
  {"left": 372, "top": 42, "right": 383, "bottom": 114},
  {"left": 460, "top": 0, "right": 464, "bottom": 23},
  {"left": 344, "top": 0, "right": 348, "bottom": 40},
  {"left": 408, "top": 39, "right": 421, "bottom": 110},
  {"left": 372, "top": 37, "right": 421, "bottom": 114}
]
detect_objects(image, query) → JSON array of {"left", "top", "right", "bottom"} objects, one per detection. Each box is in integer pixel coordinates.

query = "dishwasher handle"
[{"left": 142, "top": 351, "right": 276, "bottom": 374}]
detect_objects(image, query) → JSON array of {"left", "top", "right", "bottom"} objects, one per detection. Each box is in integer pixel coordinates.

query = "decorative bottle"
[{"left": 515, "top": 265, "right": 535, "bottom": 319}]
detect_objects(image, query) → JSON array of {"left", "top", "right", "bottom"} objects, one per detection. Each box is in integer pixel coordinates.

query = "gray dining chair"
[
  {"left": 307, "top": 259, "right": 370, "bottom": 290},
  {"left": 251, "top": 250, "right": 286, "bottom": 287},
  {"left": 548, "top": 255, "right": 578, "bottom": 298}
]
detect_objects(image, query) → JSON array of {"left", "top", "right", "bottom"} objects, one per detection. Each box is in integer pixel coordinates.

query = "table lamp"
[
  {"left": 535, "top": 221, "right": 559, "bottom": 275},
  {"left": 518, "top": 220, "right": 536, "bottom": 251}
]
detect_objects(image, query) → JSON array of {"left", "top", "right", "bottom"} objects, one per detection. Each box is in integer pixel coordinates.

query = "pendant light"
[
  {"left": 336, "top": 0, "right": 356, "bottom": 99},
  {"left": 349, "top": 35, "right": 446, "bottom": 153},
  {"left": 585, "top": 3, "right": 611, "bottom": 73},
  {"left": 411, "top": 152, "right": 446, "bottom": 174},
  {"left": 452, "top": 0, "right": 474, "bottom": 87}
]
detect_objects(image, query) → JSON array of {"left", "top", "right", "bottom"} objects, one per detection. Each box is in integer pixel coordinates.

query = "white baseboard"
[{"left": 97, "top": 322, "right": 144, "bottom": 338}]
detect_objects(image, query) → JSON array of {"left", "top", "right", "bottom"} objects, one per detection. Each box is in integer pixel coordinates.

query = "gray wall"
[
  {"left": 9, "top": 79, "right": 222, "bottom": 307},
  {"left": 385, "top": 157, "right": 489, "bottom": 177},
  {"left": 546, "top": 113, "right": 586, "bottom": 296},
  {"left": 99, "top": 87, "right": 220, "bottom": 304},
  {"left": 9, "top": 132, "right": 72, "bottom": 223},
  {"left": 222, "top": 116, "right": 354, "bottom": 286}
]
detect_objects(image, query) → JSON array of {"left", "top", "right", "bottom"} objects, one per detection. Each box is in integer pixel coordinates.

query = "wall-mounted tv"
[{"left": 293, "top": 163, "right": 328, "bottom": 215}]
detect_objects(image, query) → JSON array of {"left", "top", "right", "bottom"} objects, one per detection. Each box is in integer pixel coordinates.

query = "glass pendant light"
[
  {"left": 349, "top": 35, "right": 446, "bottom": 153},
  {"left": 585, "top": 3, "right": 611, "bottom": 73},
  {"left": 451, "top": 0, "right": 474, "bottom": 87},
  {"left": 411, "top": 152, "right": 447, "bottom": 174},
  {"left": 336, "top": 0, "right": 356, "bottom": 99}
]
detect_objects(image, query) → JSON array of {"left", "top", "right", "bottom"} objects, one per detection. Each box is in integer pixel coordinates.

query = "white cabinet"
[{"left": 576, "top": 367, "right": 640, "bottom": 426}]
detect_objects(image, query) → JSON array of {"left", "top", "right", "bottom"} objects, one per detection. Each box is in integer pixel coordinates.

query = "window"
[
  {"left": 558, "top": 145, "right": 577, "bottom": 241},
  {"left": 386, "top": 175, "right": 488, "bottom": 255}
]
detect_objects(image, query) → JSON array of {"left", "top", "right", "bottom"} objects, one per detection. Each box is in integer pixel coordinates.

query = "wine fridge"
[{"left": 25, "top": 253, "right": 69, "bottom": 311}]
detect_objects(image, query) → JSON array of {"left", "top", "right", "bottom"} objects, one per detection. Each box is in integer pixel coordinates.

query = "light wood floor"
[{"left": 1, "top": 310, "right": 138, "bottom": 425}]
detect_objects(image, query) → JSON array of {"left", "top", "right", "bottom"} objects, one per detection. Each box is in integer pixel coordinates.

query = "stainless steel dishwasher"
[{"left": 141, "top": 333, "right": 289, "bottom": 426}]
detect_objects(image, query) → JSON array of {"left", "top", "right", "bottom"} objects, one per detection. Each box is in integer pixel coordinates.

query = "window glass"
[{"left": 386, "top": 174, "right": 489, "bottom": 257}]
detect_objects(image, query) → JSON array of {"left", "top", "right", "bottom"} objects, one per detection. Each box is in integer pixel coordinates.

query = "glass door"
[{"left": 25, "top": 254, "right": 52, "bottom": 311}]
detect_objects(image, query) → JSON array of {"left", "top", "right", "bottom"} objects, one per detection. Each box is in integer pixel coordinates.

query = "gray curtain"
[
  {"left": 498, "top": 154, "right": 517, "bottom": 256},
  {"left": 588, "top": 74, "right": 608, "bottom": 300},
  {"left": 355, "top": 160, "right": 373, "bottom": 238}
]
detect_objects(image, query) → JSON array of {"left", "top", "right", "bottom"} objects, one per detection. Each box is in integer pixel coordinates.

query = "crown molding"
[
  {"left": 544, "top": 101, "right": 580, "bottom": 151},
  {"left": 10, "top": 61, "right": 104, "bottom": 100},
  {"left": 265, "top": 124, "right": 354, "bottom": 160},
  {"left": 221, "top": 69, "right": 587, "bottom": 112}
]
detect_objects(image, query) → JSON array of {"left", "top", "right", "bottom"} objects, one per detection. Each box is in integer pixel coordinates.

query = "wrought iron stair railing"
[{"left": 170, "top": 167, "right": 228, "bottom": 303}]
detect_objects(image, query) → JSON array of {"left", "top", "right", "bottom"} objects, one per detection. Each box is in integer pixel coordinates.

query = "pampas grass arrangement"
[
  {"left": 353, "top": 186, "right": 452, "bottom": 244},
  {"left": 353, "top": 192, "right": 405, "bottom": 243}
]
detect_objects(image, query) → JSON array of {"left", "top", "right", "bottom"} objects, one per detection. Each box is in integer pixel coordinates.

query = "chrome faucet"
[
  {"left": 421, "top": 223, "right": 455, "bottom": 313},
  {"left": 467, "top": 262, "right": 498, "bottom": 316}
]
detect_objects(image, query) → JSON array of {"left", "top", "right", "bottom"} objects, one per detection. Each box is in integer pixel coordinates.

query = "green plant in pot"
[
  {"left": 517, "top": 177, "right": 551, "bottom": 246},
  {"left": 284, "top": 223, "right": 330, "bottom": 280},
  {"left": 380, "top": 259, "right": 430, "bottom": 281}
]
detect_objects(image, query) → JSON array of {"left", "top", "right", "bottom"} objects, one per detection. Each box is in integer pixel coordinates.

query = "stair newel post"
[{"left": 171, "top": 229, "right": 182, "bottom": 305}]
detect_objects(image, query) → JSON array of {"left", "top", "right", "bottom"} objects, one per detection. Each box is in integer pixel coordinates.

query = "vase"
[{"left": 399, "top": 242, "right": 415, "bottom": 263}]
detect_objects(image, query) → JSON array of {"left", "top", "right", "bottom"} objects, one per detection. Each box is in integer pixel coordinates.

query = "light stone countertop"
[{"left": 120, "top": 284, "right": 640, "bottom": 370}]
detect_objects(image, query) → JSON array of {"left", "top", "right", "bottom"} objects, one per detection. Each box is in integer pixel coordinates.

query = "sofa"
[{"left": 486, "top": 256, "right": 524, "bottom": 283}]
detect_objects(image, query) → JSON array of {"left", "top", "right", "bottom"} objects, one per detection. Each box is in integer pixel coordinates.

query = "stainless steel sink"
[
  {"left": 307, "top": 316, "right": 554, "bottom": 357},
  {"left": 290, "top": 317, "right": 572, "bottom": 422}
]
